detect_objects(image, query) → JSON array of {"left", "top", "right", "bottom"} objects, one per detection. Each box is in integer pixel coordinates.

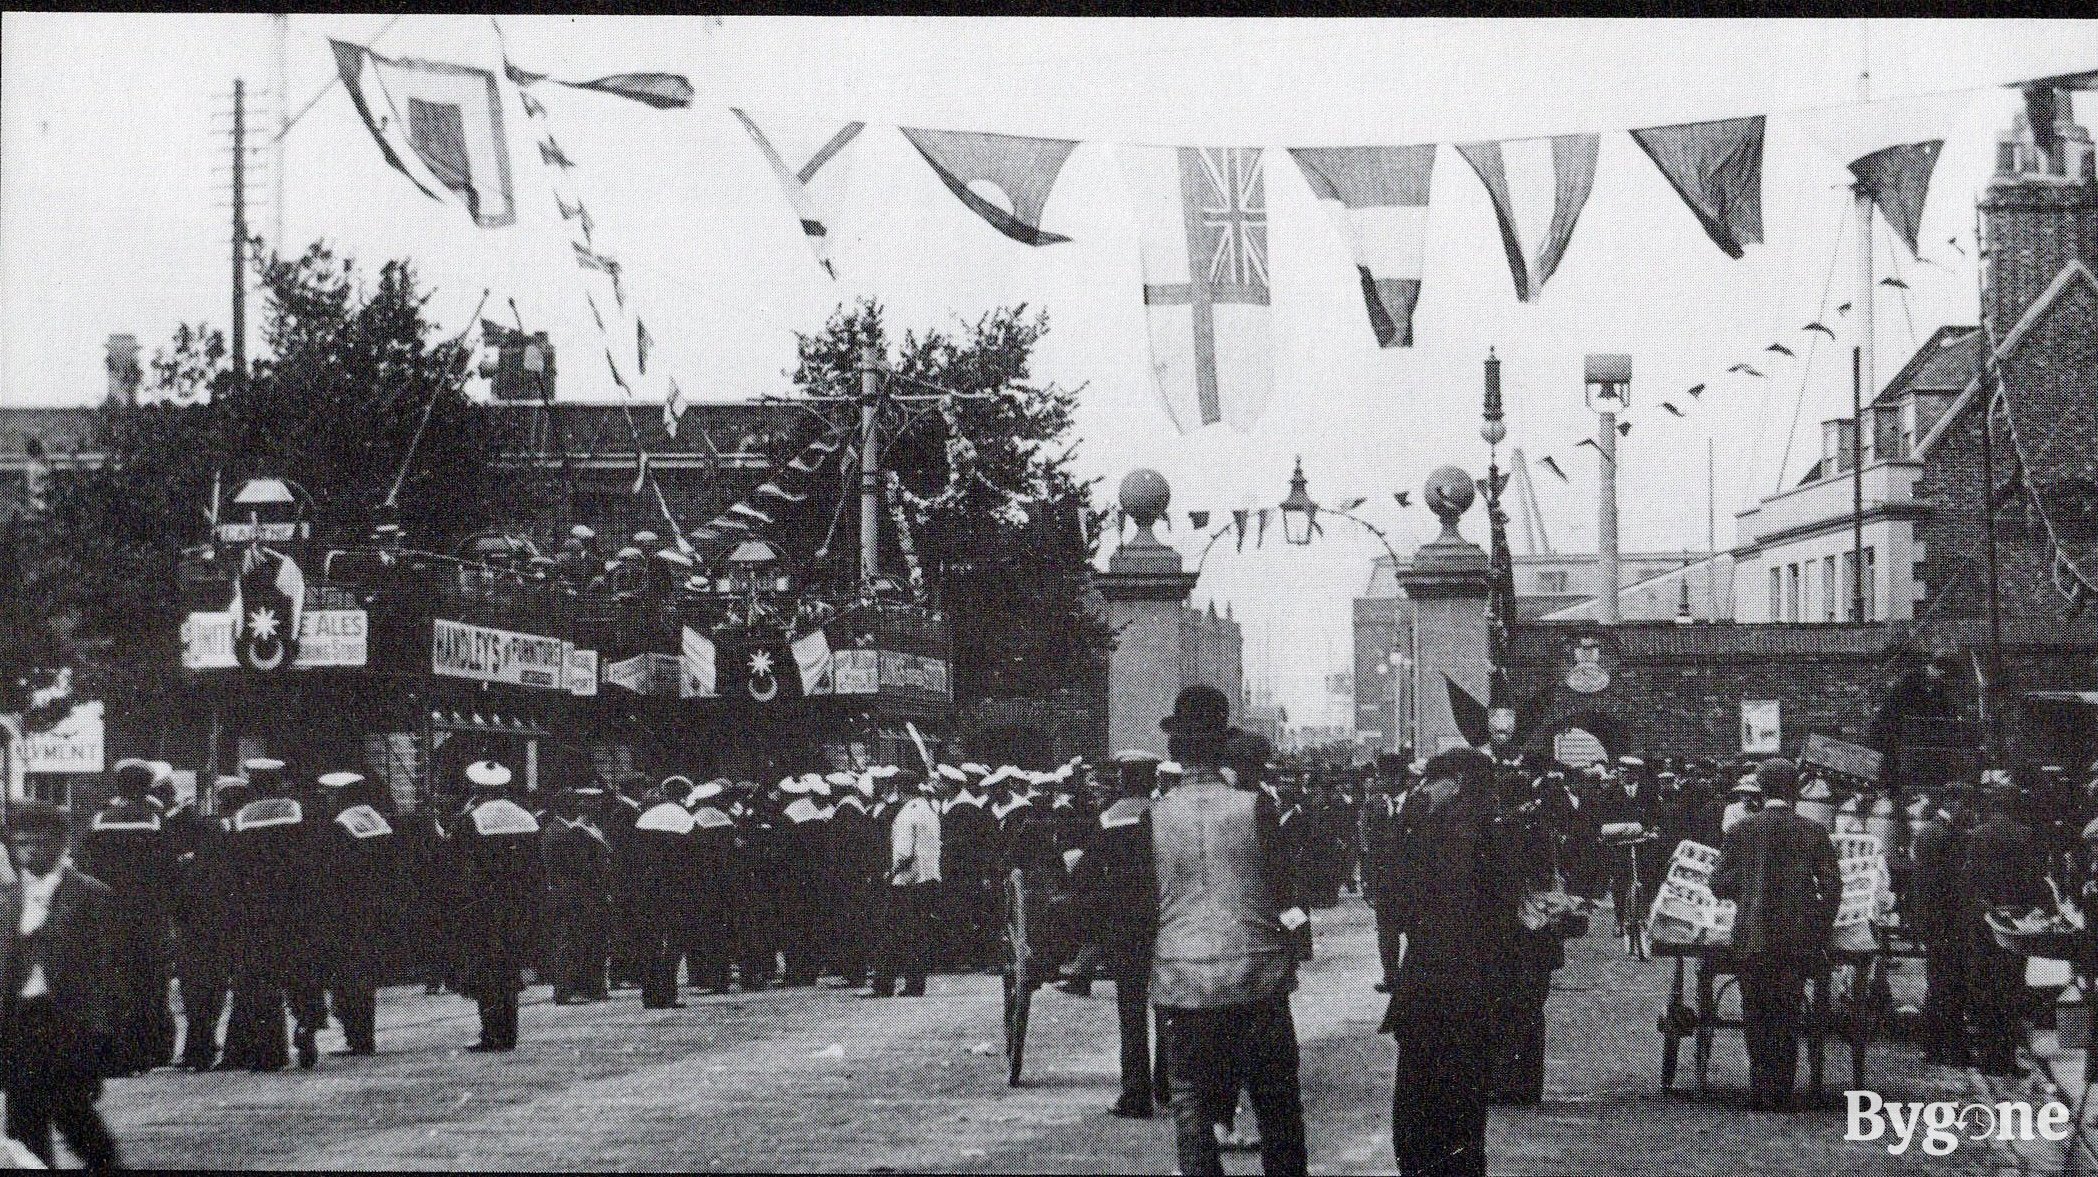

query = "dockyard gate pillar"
[
  {"left": 1097, "top": 470, "right": 1200, "bottom": 759},
  {"left": 1400, "top": 466, "right": 1493, "bottom": 756}
]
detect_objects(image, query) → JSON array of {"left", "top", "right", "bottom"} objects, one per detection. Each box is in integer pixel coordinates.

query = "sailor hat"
[
  {"left": 936, "top": 765, "right": 968, "bottom": 784},
  {"left": 687, "top": 780, "right": 724, "bottom": 803},
  {"left": 825, "top": 771, "right": 858, "bottom": 789},
  {"left": 317, "top": 771, "right": 365, "bottom": 789}
]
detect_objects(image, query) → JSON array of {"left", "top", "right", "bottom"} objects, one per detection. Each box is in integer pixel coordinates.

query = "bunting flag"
[
  {"left": 558, "top": 196, "right": 594, "bottom": 243},
  {"left": 1254, "top": 508, "right": 1270, "bottom": 548},
  {"left": 330, "top": 40, "right": 516, "bottom": 227},
  {"left": 585, "top": 292, "right": 607, "bottom": 333},
  {"left": 732, "top": 108, "right": 865, "bottom": 279},
  {"left": 1232, "top": 509, "right": 1249, "bottom": 552},
  {"left": 792, "top": 629, "right": 833, "bottom": 695},
  {"left": 518, "top": 88, "right": 546, "bottom": 119},
  {"left": 637, "top": 319, "right": 654, "bottom": 374},
  {"left": 539, "top": 137, "right": 575, "bottom": 169},
  {"left": 1189, "top": 510, "right": 1211, "bottom": 529},
  {"left": 631, "top": 451, "right": 649, "bottom": 496},
  {"left": 604, "top": 348, "right": 630, "bottom": 394},
  {"left": 663, "top": 378, "right": 686, "bottom": 437},
  {"left": 1630, "top": 115, "right": 1765, "bottom": 258},
  {"left": 1848, "top": 140, "right": 1943, "bottom": 256},
  {"left": 573, "top": 241, "right": 625, "bottom": 305},
  {"left": 1120, "top": 145, "right": 1274, "bottom": 434},
  {"left": 505, "top": 61, "right": 696, "bottom": 110},
  {"left": 680, "top": 626, "right": 717, "bottom": 699},
  {"left": 756, "top": 481, "right": 807, "bottom": 505},
  {"left": 1453, "top": 134, "right": 1597, "bottom": 302},
  {"left": 900, "top": 128, "right": 1079, "bottom": 246},
  {"left": 1288, "top": 144, "right": 1435, "bottom": 346},
  {"left": 1444, "top": 673, "right": 1491, "bottom": 748}
]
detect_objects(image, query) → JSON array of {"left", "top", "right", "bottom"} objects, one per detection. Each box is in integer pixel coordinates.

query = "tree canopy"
[{"left": 790, "top": 300, "right": 1113, "bottom": 702}]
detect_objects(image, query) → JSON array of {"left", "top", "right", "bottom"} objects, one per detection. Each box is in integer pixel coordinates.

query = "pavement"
[{"left": 86, "top": 898, "right": 2012, "bottom": 1173}]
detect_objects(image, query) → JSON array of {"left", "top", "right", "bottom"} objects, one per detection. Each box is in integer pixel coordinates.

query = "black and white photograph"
[{"left": 3, "top": 11, "right": 2098, "bottom": 1173}]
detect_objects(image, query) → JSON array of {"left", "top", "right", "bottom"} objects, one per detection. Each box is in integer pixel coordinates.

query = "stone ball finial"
[
  {"left": 1120, "top": 469, "right": 1171, "bottom": 536},
  {"left": 1424, "top": 465, "right": 1476, "bottom": 542}
]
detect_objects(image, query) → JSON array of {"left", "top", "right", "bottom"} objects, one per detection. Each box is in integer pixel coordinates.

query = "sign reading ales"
[{"left": 432, "top": 619, "right": 567, "bottom": 689}]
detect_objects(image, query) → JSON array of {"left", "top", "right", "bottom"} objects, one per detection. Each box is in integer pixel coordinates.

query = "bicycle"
[{"left": 1601, "top": 824, "right": 1659, "bottom": 960}]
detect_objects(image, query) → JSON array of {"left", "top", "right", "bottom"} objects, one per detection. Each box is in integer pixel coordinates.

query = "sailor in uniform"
[
  {"left": 626, "top": 782, "right": 698, "bottom": 1009},
  {"left": 452, "top": 761, "right": 542, "bottom": 1051},
  {"left": 776, "top": 775, "right": 832, "bottom": 987},
  {"left": 74, "top": 758, "right": 177, "bottom": 1075},
  {"left": 540, "top": 772, "right": 614, "bottom": 1006},
  {"left": 727, "top": 780, "right": 779, "bottom": 991},
  {"left": 168, "top": 774, "right": 236, "bottom": 1070},
  {"left": 221, "top": 758, "right": 326, "bottom": 1072},
  {"left": 684, "top": 780, "right": 737, "bottom": 993},
  {"left": 1070, "top": 752, "right": 1167, "bottom": 1117},
  {"left": 313, "top": 771, "right": 397, "bottom": 1056},
  {"left": 939, "top": 765, "right": 997, "bottom": 972}
]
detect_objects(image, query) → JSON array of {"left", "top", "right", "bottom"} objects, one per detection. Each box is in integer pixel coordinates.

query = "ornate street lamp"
[{"left": 1280, "top": 457, "right": 1318, "bottom": 546}]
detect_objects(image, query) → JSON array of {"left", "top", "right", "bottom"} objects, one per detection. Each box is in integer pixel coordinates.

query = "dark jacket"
[
  {"left": 1710, "top": 805, "right": 1841, "bottom": 958},
  {"left": 1907, "top": 815, "right": 1965, "bottom": 941},
  {"left": 1383, "top": 776, "right": 1507, "bottom": 1026},
  {"left": 1957, "top": 812, "right": 2049, "bottom": 931},
  {"left": 0, "top": 867, "right": 118, "bottom": 1076},
  {"left": 1070, "top": 796, "right": 1156, "bottom": 978}
]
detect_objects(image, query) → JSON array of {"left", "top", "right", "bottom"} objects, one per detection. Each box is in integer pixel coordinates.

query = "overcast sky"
[{"left": 4, "top": 15, "right": 2095, "bottom": 725}]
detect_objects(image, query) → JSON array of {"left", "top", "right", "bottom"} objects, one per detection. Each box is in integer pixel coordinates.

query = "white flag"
[
  {"left": 330, "top": 40, "right": 516, "bottom": 227},
  {"left": 792, "top": 629, "right": 833, "bottom": 695},
  {"left": 1119, "top": 145, "right": 1273, "bottom": 434},
  {"left": 680, "top": 626, "right": 717, "bottom": 698},
  {"left": 1455, "top": 134, "right": 1598, "bottom": 301},
  {"left": 731, "top": 108, "right": 864, "bottom": 279}
]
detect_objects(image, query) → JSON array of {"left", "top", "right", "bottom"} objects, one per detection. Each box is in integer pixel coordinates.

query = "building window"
[
  {"left": 1822, "top": 556, "right": 1837, "bottom": 622},
  {"left": 1537, "top": 570, "right": 1569, "bottom": 594},
  {"left": 1786, "top": 563, "right": 1801, "bottom": 622},
  {"left": 1769, "top": 567, "right": 1782, "bottom": 621},
  {"left": 1842, "top": 551, "right": 1859, "bottom": 621},
  {"left": 25, "top": 776, "right": 70, "bottom": 807}
]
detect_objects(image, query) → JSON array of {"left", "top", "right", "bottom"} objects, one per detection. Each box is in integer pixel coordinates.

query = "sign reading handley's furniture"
[{"left": 432, "top": 618, "right": 569, "bottom": 690}]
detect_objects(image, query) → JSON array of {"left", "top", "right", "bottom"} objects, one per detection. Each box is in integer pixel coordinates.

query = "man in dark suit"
[
  {"left": 73, "top": 758, "right": 176, "bottom": 1077},
  {"left": 1908, "top": 795, "right": 1972, "bottom": 1065},
  {"left": 1383, "top": 748, "right": 1509, "bottom": 1177},
  {"left": 1359, "top": 753, "right": 1408, "bottom": 993},
  {"left": 1071, "top": 751, "right": 1166, "bottom": 1118},
  {"left": 1709, "top": 758, "right": 1842, "bottom": 1110},
  {"left": 0, "top": 802, "right": 120, "bottom": 1169},
  {"left": 1960, "top": 774, "right": 2050, "bottom": 1076}
]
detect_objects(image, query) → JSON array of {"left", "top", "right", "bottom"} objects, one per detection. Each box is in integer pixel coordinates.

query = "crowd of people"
[{"left": 1, "top": 712, "right": 2091, "bottom": 1172}]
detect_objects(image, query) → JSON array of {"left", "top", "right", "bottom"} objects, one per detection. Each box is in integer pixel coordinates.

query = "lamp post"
[
  {"left": 1584, "top": 354, "right": 1632, "bottom": 626},
  {"left": 1481, "top": 351, "right": 1515, "bottom": 707}
]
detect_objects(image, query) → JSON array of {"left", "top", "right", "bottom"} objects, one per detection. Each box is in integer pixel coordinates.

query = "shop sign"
[
  {"left": 214, "top": 520, "right": 308, "bottom": 544},
  {"left": 432, "top": 619, "right": 568, "bottom": 690},
  {"left": 182, "top": 609, "right": 367, "bottom": 670},
  {"left": 1740, "top": 700, "right": 1782, "bottom": 755},
  {"left": 566, "top": 647, "right": 599, "bottom": 697},
  {"left": 878, "top": 651, "right": 951, "bottom": 699},
  {"left": 833, "top": 650, "right": 880, "bottom": 695},
  {"left": 24, "top": 700, "right": 103, "bottom": 775},
  {"left": 1565, "top": 635, "right": 1612, "bottom": 694},
  {"left": 603, "top": 653, "right": 680, "bottom": 696}
]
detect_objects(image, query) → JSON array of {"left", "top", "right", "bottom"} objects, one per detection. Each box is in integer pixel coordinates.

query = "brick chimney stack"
[
  {"left": 104, "top": 333, "right": 141, "bottom": 405},
  {"left": 1981, "top": 91, "right": 2098, "bottom": 335}
]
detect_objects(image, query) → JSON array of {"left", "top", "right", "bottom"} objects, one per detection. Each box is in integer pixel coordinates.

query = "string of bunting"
[{"left": 329, "top": 29, "right": 2095, "bottom": 443}]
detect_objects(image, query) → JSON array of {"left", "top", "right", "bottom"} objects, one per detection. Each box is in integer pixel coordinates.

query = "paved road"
[{"left": 94, "top": 899, "right": 2004, "bottom": 1172}]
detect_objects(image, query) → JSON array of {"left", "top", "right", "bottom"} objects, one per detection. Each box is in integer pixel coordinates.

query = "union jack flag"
[{"left": 1194, "top": 147, "right": 1268, "bottom": 296}]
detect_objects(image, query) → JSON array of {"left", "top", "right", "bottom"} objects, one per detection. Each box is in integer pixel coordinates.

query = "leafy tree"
[
  {"left": 5, "top": 242, "right": 496, "bottom": 665},
  {"left": 790, "top": 300, "right": 1113, "bottom": 701}
]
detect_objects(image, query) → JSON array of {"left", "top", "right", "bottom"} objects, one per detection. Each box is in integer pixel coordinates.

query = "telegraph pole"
[
  {"left": 232, "top": 78, "right": 248, "bottom": 398},
  {"left": 858, "top": 345, "right": 883, "bottom": 587}
]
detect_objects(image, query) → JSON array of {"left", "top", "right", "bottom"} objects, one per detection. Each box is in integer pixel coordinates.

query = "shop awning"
[
  {"left": 2025, "top": 690, "right": 2098, "bottom": 706},
  {"left": 428, "top": 709, "right": 552, "bottom": 737}
]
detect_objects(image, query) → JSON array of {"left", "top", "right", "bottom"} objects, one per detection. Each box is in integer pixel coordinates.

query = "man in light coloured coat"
[
  {"left": 869, "top": 772, "right": 941, "bottom": 998},
  {"left": 1148, "top": 685, "right": 1308, "bottom": 1177}
]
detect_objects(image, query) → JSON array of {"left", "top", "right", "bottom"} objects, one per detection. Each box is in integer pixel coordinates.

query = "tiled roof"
[{"left": 1872, "top": 326, "right": 1980, "bottom": 409}]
